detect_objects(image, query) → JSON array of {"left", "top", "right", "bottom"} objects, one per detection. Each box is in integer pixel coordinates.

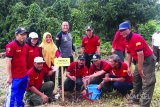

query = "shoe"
[
  {"left": 26, "top": 100, "right": 34, "bottom": 106},
  {"left": 48, "top": 97, "right": 56, "bottom": 103},
  {"left": 55, "top": 93, "right": 60, "bottom": 99}
]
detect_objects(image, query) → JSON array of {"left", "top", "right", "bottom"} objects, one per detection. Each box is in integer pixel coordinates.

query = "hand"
[
  {"left": 97, "top": 52, "right": 100, "bottom": 55},
  {"left": 139, "top": 69, "right": 145, "bottom": 79},
  {"left": 82, "top": 76, "right": 90, "bottom": 86},
  {"left": 97, "top": 84, "right": 102, "bottom": 90},
  {"left": 97, "top": 81, "right": 105, "bottom": 89},
  {"left": 105, "top": 73, "right": 109, "bottom": 77},
  {"left": 7, "top": 76, "right": 12, "bottom": 84},
  {"left": 83, "top": 76, "right": 90, "bottom": 82},
  {"left": 103, "top": 77, "right": 110, "bottom": 82},
  {"left": 41, "top": 94, "right": 48, "bottom": 103},
  {"left": 70, "top": 76, "right": 76, "bottom": 81},
  {"left": 51, "top": 66, "right": 58, "bottom": 72},
  {"left": 81, "top": 89, "right": 87, "bottom": 96},
  {"left": 73, "top": 52, "right": 77, "bottom": 57},
  {"left": 111, "top": 48, "right": 115, "bottom": 54}
]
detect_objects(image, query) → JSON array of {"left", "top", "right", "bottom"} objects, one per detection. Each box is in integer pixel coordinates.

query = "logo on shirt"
[
  {"left": 56, "top": 37, "right": 59, "bottom": 40},
  {"left": 123, "top": 70, "right": 127, "bottom": 72},
  {"left": 85, "top": 41, "right": 88, "bottom": 43},
  {"left": 35, "top": 77, "right": 38, "bottom": 80},
  {"left": 136, "top": 42, "right": 141, "bottom": 46},
  {"left": 6, "top": 48, "right": 11, "bottom": 53},
  {"left": 29, "top": 50, "right": 33, "bottom": 52},
  {"left": 16, "top": 50, "right": 21, "bottom": 52}
]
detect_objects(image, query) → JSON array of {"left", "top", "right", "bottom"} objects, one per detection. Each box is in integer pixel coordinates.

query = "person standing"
[
  {"left": 112, "top": 30, "right": 126, "bottom": 61},
  {"left": 25, "top": 32, "right": 41, "bottom": 70},
  {"left": 56, "top": 21, "right": 76, "bottom": 89},
  {"left": 119, "top": 21, "right": 156, "bottom": 107},
  {"left": 64, "top": 55, "right": 88, "bottom": 92},
  {"left": 152, "top": 30, "right": 160, "bottom": 63},
  {"left": 25, "top": 57, "right": 55, "bottom": 106},
  {"left": 4, "top": 27, "right": 28, "bottom": 107},
  {"left": 81, "top": 26, "right": 100, "bottom": 70}
]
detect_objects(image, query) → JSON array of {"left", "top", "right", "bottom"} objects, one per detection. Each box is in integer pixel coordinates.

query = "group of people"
[
  {"left": 4, "top": 20, "right": 156, "bottom": 107},
  {"left": 111, "top": 21, "right": 156, "bottom": 107}
]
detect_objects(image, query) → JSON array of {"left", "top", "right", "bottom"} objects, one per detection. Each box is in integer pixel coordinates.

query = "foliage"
[
  {"left": 137, "top": 20, "right": 157, "bottom": 45},
  {"left": 0, "top": 0, "right": 160, "bottom": 51}
]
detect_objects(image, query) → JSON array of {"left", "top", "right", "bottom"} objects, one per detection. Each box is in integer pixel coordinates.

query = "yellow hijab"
[{"left": 39, "top": 32, "right": 57, "bottom": 68}]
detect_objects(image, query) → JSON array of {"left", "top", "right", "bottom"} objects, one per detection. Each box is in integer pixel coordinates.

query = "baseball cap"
[
  {"left": 34, "top": 57, "right": 45, "bottom": 63},
  {"left": 86, "top": 26, "right": 93, "bottom": 31},
  {"left": 29, "top": 32, "right": 38, "bottom": 38},
  {"left": 91, "top": 54, "right": 101, "bottom": 61},
  {"left": 78, "top": 55, "right": 85, "bottom": 60},
  {"left": 119, "top": 21, "right": 131, "bottom": 31},
  {"left": 15, "top": 27, "right": 27, "bottom": 34}
]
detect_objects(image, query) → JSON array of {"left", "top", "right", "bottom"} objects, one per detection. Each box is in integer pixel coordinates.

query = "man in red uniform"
[
  {"left": 81, "top": 26, "right": 100, "bottom": 70},
  {"left": 112, "top": 30, "right": 126, "bottom": 61},
  {"left": 97, "top": 54, "right": 133, "bottom": 96},
  {"left": 4, "top": 27, "right": 28, "bottom": 107},
  {"left": 64, "top": 55, "right": 88, "bottom": 92},
  {"left": 25, "top": 57, "right": 55, "bottom": 106},
  {"left": 119, "top": 21, "right": 156, "bottom": 107},
  {"left": 82, "top": 54, "right": 111, "bottom": 94}
]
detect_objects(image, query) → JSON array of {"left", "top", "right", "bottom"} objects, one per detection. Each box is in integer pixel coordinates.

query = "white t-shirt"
[{"left": 152, "top": 32, "right": 160, "bottom": 46}]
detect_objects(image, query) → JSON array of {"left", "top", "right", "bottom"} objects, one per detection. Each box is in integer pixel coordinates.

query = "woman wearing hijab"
[{"left": 40, "top": 32, "right": 60, "bottom": 86}]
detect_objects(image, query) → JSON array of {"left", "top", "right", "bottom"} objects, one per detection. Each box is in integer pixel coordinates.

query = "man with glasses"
[
  {"left": 4, "top": 27, "right": 28, "bottom": 107},
  {"left": 81, "top": 26, "right": 101, "bottom": 70},
  {"left": 119, "top": 21, "right": 156, "bottom": 107}
]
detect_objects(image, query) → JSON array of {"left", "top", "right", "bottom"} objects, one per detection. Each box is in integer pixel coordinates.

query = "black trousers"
[
  {"left": 64, "top": 78, "right": 83, "bottom": 92},
  {"left": 153, "top": 46, "right": 160, "bottom": 62},
  {"left": 84, "top": 53, "right": 95, "bottom": 70},
  {"left": 44, "top": 72, "right": 55, "bottom": 90}
]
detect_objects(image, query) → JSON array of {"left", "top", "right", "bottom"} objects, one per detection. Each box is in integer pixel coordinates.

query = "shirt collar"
[
  {"left": 87, "top": 34, "right": 94, "bottom": 39},
  {"left": 126, "top": 32, "right": 132, "bottom": 41},
  {"left": 93, "top": 60, "right": 103, "bottom": 71},
  {"left": 62, "top": 31, "right": 68, "bottom": 34},
  {"left": 15, "top": 40, "right": 25, "bottom": 46},
  {"left": 34, "top": 66, "right": 41, "bottom": 73}
]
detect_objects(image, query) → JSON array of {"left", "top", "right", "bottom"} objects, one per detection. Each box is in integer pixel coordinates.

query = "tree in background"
[{"left": 0, "top": 0, "right": 159, "bottom": 51}]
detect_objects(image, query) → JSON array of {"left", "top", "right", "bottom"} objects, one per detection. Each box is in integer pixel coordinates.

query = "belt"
[{"left": 84, "top": 52, "right": 95, "bottom": 56}]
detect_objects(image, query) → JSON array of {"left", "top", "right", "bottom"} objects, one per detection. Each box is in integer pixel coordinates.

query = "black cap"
[
  {"left": 78, "top": 55, "right": 85, "bottom": 60},
  {"left": 91, "top": 54, "right": 101, "bottom": 61},
  {"left": 15, "top": 27, "right": 27, "bottom": 34}
]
